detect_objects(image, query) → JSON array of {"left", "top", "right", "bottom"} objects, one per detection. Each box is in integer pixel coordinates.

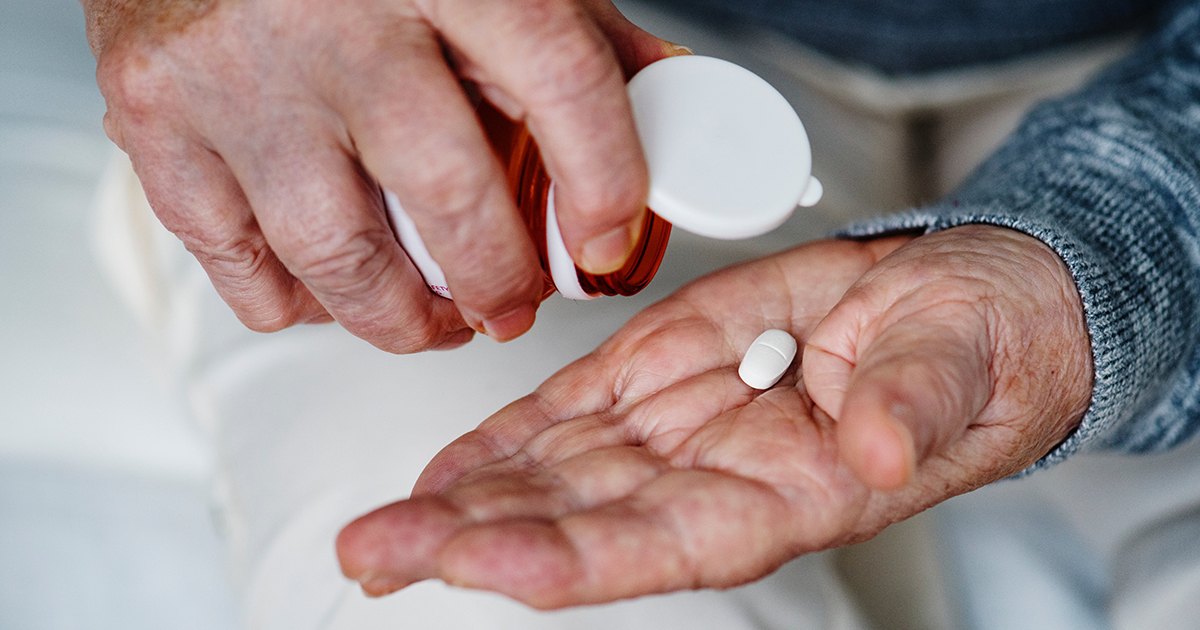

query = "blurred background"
[{"left": 0, "top": 1, "right": 240, "bottom": 627}]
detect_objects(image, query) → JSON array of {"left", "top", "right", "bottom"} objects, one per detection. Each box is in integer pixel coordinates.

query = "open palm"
[{"left": 337, "top": 227, "right": 1093, "bottom": 608}]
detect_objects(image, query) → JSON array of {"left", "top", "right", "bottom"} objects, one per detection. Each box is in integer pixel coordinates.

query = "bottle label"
[{"left": 383, "top": 189, "right": 453, "bottom": 299}]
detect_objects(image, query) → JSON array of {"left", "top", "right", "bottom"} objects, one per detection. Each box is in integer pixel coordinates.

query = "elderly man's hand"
[
  {"left": 335, "top": 225, "right": 1093, "bottom": 607},
  {"left": 82, "top": 0, "right": 679, "bottom": 350},
  {"left": 802, "top": 226, "right": 1093, "bottom": 492}
]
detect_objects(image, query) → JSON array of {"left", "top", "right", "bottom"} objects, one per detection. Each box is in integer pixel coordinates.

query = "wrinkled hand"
[
  {"left": 84, "top": 0, "right": 678, "bottom": 350},
  {"left": 802, "top": 226, "right": 1093, "bottom": 491},
  {"left": 336, "top": 226, "right": 1093, "bottom": 607}
]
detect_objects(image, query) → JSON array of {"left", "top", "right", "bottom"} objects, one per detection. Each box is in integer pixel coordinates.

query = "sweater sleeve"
[{"left": 841, "top": 0, "right": 1200, "bottom": 472}]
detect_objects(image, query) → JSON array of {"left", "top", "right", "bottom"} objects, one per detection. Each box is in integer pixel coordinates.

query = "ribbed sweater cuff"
[{"left": 837, "top": 0, "right": 1200, "bottom": 473}]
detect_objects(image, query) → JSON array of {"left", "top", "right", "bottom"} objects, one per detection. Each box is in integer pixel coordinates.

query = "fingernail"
[
  {"left": 668, "top": 43, "right": 694, "bottom": 56},
  {"left": 355, "top": 569, "right": 402, "bottom": 597},
  {"left": 356, "top": 569, "right": 382, "bottom": 584},
  {"left": 301, "top": 312, "right": 336, "bottom": 325},
  {"left": 889, "top": 402, "right": 916, "bottom": 424},
  {"left": 431, "top": 328, "right": 475, "bottom": 351},
  {"left": 480, "top": 303, "right": 537, "bottom": 342},
  {"left": 579, "top": 213, "right": 642, "bottom": 275},
  {"left": 359, "top": 575, "right": 405, "bottom": 598},
  {"left": 887, "top": 402, "right": 920, "bottom": 464}
]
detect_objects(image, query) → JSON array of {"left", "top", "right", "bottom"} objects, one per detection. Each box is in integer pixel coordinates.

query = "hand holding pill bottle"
[{"left": 387, "top": 56, "right": 824, "bottom": 301}]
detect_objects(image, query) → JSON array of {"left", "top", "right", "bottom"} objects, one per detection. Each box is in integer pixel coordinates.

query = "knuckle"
[
  {"left": 351, "top": 289, "right": 452, "bottom": 355},
  {"left": 184, "top": 228, "right": 264, "bottom": 269},
  {"left": 101, "top": 111, "right": 126, "bottom": 149},
  {"left": 388, "top": 316, "right": 450, "bottom": 353},
  {"left": 287, "top": 226, "right": 397, "bottom": 297},
  {"left": 526, "top": 26, "right": 615, "bottom": 105},
  {"left": 281, "top": 230, "right": 480, "bottom": 353},
  {"left": 96, "top": 46, "right": 175, "bottom": 123},
  {"left": 402, "top": 154, "right": 493, "bottom": 221},
  {"left": 236, "top": 308, "right": 294, "bottom": 334},
  {"left": 468, "top": 256, "right": 543, "bottom": 309},
  {"left": 570, "top": 171, "right": 646, "bottom": 223},
  {"left": 180, "top": 230, "right": 304, "bottom": 331}
]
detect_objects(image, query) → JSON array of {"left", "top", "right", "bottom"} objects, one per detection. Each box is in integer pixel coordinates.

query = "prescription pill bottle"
[{"left": 386, "top": 55, "right": 823, "bottom": 301}]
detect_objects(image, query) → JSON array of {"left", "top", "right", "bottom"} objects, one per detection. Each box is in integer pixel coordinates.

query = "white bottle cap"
[
  {"left": 541, "top": 56, "right": 820, "bottom": 299},
  {"left": 628, "top": 55, "right": 820, "bottom": 240}
]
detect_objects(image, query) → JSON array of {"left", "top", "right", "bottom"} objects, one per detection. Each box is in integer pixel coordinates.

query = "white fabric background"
[{"left": 0, "top": 1, "right": 239, "bottom": 627}]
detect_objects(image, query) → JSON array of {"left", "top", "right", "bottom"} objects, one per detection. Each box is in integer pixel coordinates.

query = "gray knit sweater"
[
  {"left": 649, "top": 0, "right": 1162, "bottom": 75},
  {"left": 841, "top": 0, "right": 1200, "bottom": 470}
]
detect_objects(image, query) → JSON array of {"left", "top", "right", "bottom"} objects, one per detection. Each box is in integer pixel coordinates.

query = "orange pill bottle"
[{"left": 386, "top": 55, "right": 823, "bottom": 301}]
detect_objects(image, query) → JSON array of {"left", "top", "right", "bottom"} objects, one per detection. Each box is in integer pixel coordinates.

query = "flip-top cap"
[{"left": 629, "top": 55, "right": 820, "bottom": 240}]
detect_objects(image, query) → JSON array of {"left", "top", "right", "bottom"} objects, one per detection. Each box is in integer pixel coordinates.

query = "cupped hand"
[
  {"left": 85, "top": 0, "right": 680, "bottom": 350},
  {"left": 336, "top": 226, "right": 1092, "bottom": 608},
  {"left": 802, "top": 225, "right": 1093, "bottom": 491}
]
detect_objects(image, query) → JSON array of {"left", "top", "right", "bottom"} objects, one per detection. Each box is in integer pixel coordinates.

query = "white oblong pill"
[{"left": 738, "top": 329, "right": 798, "bottom": 390}]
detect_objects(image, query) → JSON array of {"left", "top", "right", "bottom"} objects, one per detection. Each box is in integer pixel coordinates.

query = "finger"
[
  {"left": 338, "top": 443, "right": 667, "bottom": 595},
  {"left": 445, "top": 2, "right": 685, "bottom": 119},
  {"left": 437, "top": 469, "right": 795, "bottom": 608},
  {"left": 438, "top": 440, "right": 669, "bottom": 526},
  {"left": 807, "top": 300, "right": 993, "bottom": 491},
  {"left": 428, "top": 0, "right": 650, "bottom": 275},
  {"left": 414, "top": 327, "right": 747, "bottom": 496},
  {"left": 412, "top": 352, "right": 620, "bottom": 495},
  {"left": 468, "top": 366, "right": 754, "bottom": 478},
  {"left": 348, "top": 372, "right": 767, "bottom": 597},
  {"left": 330, "top": 22, "right": 543, "bottom": 341},
  {"left": 348, "top": 366, "right": 758, "bottom": 593},
  {"left": 218, "top": 125, "right": 473, "bottom": 353},
  {"left": 336, "top": 495, "right": 467, "bottom": 595},
  {"left": 801, "top": 320, "right": 858, "bottom": 422},
  {"left": 124, "top": 132, "right": 331, "bottom": 330},
  {"left": 577, "top": 0, "right": 691, "bottom": 77},
  {"left": 340, "top": 471, "right": 793, "bottom": 606},
  {"left": 339, "top": 466, "right": 582, "bottom": 598},
  {"left": 443, "top": 1, "right": 686, "bottom": 116}
]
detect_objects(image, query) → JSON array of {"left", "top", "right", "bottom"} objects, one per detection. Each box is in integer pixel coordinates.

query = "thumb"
[{"left": 804, "top": 301, "right": 993, "bottom": 491}]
